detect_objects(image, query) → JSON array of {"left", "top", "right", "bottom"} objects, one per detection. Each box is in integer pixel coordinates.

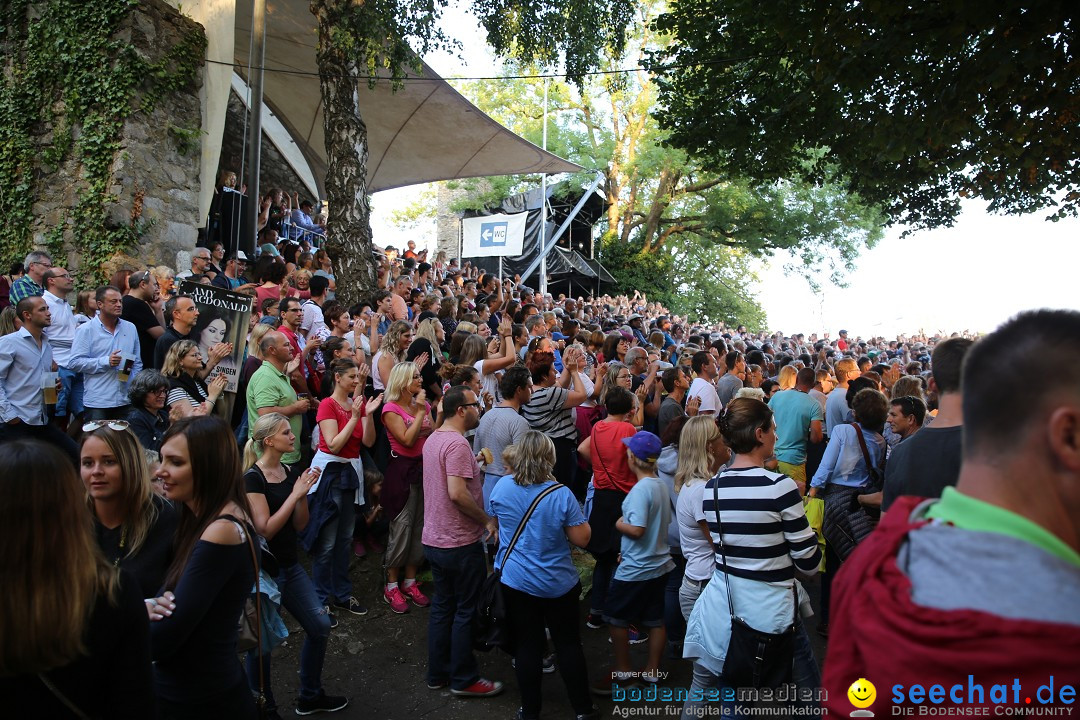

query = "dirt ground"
[{"left": 264, "top": 552, "right": 828, "bottom": 720}]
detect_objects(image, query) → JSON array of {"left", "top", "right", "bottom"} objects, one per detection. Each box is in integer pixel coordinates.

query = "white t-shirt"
[
  {"left": 372, "top": 350, "right": 388, "bottom": 390},
  {"left": 576, "top": 371, "right": 596, "bottom": 408},
  {"left": 688, "top": 377, "right": 721, "bottom": 415},
  {"left": 677, "top": 478, "right": 713, "bottom": 581},
  {"left": 474, "top": 360, "right": 502, "bottom": 403}
]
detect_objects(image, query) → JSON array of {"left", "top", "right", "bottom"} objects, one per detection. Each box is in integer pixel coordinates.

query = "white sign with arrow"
[{"left": 462, "top": 212, "right": 527, "bottom": 258}]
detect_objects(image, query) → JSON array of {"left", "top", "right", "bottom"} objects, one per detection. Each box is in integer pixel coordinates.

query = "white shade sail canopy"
[{"left": 230, "top": 0, "right": 582, "bottom": 199}]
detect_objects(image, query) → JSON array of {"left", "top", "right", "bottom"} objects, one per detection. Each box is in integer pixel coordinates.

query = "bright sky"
[{"left": 371, "top": 8, "right": 1080, "bottom": 338}]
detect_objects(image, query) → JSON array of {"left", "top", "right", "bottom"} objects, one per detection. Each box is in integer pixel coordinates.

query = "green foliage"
[
  {"left": 388, "top": 184, "right": 437, "bottom": 231},
  {"left": 449, "top": 2, "right": 883, "bottom": 326},
  {"left": 650, "top": 0, "right": 1080, "bottom": 230},
  {"left": 599, "top": 231, "right": 766, "bottom": 330},
  {"left": 167, "top": 123, "right": 205, "bottom": 157},
  {"left": 0, "top": 0, "right": 206, "bottom": 281}
]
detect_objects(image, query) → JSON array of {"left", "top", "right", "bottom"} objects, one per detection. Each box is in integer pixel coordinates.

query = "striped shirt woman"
[{"left": 681, "top": 398, "right": 821, "bottom": 716}]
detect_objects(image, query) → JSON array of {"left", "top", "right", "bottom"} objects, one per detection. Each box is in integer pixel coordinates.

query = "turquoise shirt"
[{"left": 769, "top": 389, "right": 824, "bottom": 464}]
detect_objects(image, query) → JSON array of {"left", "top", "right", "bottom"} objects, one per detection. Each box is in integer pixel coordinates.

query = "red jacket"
[{"left": 823, "top": 496, "right": 1080, "bottom": 715}]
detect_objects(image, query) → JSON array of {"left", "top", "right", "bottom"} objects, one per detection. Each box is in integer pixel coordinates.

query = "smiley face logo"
[{"left": 847, "top": 678, "right": 877, "bottom": 713}]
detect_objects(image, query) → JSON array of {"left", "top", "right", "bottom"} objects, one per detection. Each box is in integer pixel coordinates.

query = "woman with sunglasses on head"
[
  {"left": 380, "top": 361, "right": 440, "bottom": 614},
  {"left": 162, "top": 339, "right": 227, "bottom": 418},
  {"left": 146, "top": 416, "right": 259, "bottom": 719},
  {"left": 81, "top": 422, "right": 179, "bottom": 598},
  {"left": 242, "top": 412, "right": 350, "bottom": 716},
  {"left": 305, "top": 358, "right": 382, "bottom": 618},
  {"left": 126, "top": 368, "right": 173, "bottom": 452},
  {"left": 0, "top": 440, "right": 155, "bottom": 719}
]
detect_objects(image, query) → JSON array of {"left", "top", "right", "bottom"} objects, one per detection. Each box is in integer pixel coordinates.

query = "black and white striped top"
[
  {"left": 702, "top": 466, "right": 821, "bottom": 583},
  {"left": 520, "top": 386, "right": 578, "bottom": 440}
]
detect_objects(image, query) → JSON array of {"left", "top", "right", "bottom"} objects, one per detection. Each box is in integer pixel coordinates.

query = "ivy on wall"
[{"left": 0, "top": 0, "right": 205, "bottom": 281}]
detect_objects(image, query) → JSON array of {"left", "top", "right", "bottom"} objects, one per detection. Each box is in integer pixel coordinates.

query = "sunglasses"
[{"left": 82, "top": 419, "right": 130, "bottom": 432}]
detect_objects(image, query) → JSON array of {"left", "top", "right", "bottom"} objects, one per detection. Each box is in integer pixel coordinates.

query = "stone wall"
[
  {"left": 218, "top": 90, "right": 313, "bottom": 204},
  {"left": 28, "top": 0, "right": 206, "bottom": 273}
]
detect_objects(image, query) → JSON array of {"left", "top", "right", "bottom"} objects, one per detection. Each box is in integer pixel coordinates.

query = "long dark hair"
[{"left": 163, "top": 416, "right": 251, "bottom": 590}]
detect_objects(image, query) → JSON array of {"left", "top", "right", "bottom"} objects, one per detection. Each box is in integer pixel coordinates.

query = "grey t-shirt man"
[
  {"left": 715, "top": 373, "right": 744, "bottom": 408},
  {"left": 473, "top": 405, "right": 531, "bottom": 505}
]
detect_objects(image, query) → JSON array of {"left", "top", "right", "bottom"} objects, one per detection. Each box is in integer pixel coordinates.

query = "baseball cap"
[
  {"left": 260, "top": 243, "right": 280, "bottom": 257},
  {"left": 236, "top": 250, "right": 249, "bottom": 261},
  {"left": 622, "top": 431, "right": 662, "bottom": 463}
]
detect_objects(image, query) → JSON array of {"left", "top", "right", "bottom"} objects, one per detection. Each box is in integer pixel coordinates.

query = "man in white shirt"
[
  {"left": 41, "top": 267, "right": 80, "bottom": 423},
  {"left": 686, "top": 350, "right": 722, "bottom": 415}
]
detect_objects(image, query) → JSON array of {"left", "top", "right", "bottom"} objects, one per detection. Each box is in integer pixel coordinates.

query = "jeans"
[
  {"left": 423, "top": 542, "right": 486, "bottom": 690},
  {"left": 245, "top": 563, "right": 332, "bottom": 708},
  {"left": 0, "top": 421, "right": 79, "bottom": 465},
  {"left": 679, "top": 575, "right": 710, "bottom": 621},
  {"left": 56, "top": 365, "right": 84, "bottom": 419},
  {"left": 680, "top": 620, "right": 820, "bottom": 720},
  {"left": 665, "top": 554, "right": 687, "bottom": 646},
  {"left": 311, "top": 464, "right": 358, "bottom": 605},
  {"left": 504, "top": 582, "right": 592, "bottom": 718}
]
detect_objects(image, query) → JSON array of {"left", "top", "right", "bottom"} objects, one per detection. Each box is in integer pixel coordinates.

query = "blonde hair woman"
[
  {"left": 241, "top": 413, "right": 349, "bottom": 715},
  {"left": 1, "top": 440, "right": 154, "bottom": 717},
  {"left": 380, "top": 361, "right": 439, "bottom": 613},
  {"left": 673, "top": 417, "right": 729, "bottom": 621},
  {"left": 409, "top": 316, "right": 445, "bottom": 398},
  {"left": 488, "top": 431, "right": 593, "bottom": 720},
  {"left": 81, "top": 424, "right": 180, "bottom": 598},
  {"left": 777, "top": 365, "right": 798, "bottom": 391},
  {"left": 374, "top": 320, "right": 422, "bottom": 392},
  {"left": 162, "top": 339, "right": 227, "bottom": 417}
]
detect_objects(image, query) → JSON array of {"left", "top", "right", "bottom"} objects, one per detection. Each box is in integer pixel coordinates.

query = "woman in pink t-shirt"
[{"left": 380, "top": 361, "right": 440, "bottom": 614}]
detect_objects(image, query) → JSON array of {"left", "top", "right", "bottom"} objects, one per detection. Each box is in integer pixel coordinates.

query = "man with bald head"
[{"left": 246, "top": 330, "right": 311, "bottom": 465}]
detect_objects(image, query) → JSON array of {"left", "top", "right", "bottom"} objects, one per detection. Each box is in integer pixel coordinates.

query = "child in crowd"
[
  {"left": 599, "top": 431, "right": 675, "bottom": 691},
  {"left": 354, "top": 468, "right": 388, "bottom": 559}
]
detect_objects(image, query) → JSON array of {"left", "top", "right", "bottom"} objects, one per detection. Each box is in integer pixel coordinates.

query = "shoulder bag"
[
  {"left": 712, "top": 478, "right": 797, "bottom": 689},
  {"left": 474, "top": 482, "right": 564, "bottom": 653},
  {"left": 850, "top": 422, "right": 883, "bottom": 522}
]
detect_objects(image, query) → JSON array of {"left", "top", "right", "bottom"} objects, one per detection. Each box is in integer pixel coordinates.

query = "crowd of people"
[{"left": 1, "top": 239, "right": 1077, "bottom": 720}]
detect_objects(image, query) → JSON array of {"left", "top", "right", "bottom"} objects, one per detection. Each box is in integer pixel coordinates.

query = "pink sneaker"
[
  {"left": 383, "top": 586, "right": 409, "bottom": 614},
  {"left": 402, "top": 583, "right": 431, "bottom": 608}
]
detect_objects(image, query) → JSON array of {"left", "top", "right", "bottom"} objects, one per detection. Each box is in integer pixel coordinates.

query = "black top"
[
  {"left": 881, "top": 424, "right": 963, "bottom": 511},
  {"left": 95, "top": 494, "right": 179, "bottom": 598},
  {"left": 150, "top": 523, "right": 255, "bottom": 703},
  {"left": 154, "top": 326, "right": 195, "bottom": 370},
  {"left": 407, "top": 337, "right": 443, "bottom": 398},
  {"left": 122, "top": 295, "right": 162, "bottom": 370},
  {"left": 244, "top": 465, "right": 299, "bottom": 567},
  {"left": 1, "top": 570, "right": 155, "bottom": 719},
  {"left": 125, "top": 405, "right": 170, "bottom": 452}
]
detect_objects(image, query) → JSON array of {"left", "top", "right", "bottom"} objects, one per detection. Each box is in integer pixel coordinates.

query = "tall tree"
[
  {"left": 650, "top": 0, "right": 1079, "bottom": 231},
  {"left": 311, "top": 0, "right": 634, "bottom": 299},
  {"left": 450, "top": 1, "right": 884, "bottom": 326}
]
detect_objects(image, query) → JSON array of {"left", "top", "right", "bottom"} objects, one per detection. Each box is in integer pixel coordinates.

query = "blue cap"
[{"left": 622, "top": 431, "right": 662, "bottom": 462}]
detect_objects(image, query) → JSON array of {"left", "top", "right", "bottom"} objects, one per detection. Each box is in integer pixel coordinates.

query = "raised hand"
[{"left": 365, "top": 393, "right": 384, "bottom": 415}]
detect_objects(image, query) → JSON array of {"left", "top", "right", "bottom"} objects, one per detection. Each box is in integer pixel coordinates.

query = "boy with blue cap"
[{"left": 594, "top": 430, "right": 675, "bottom": 694}]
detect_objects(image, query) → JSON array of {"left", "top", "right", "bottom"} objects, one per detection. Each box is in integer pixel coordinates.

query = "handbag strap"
[
  {"left": 501, "top": 482, "right": 564, "bottom": 571},
  {"left": 220, "top": 514, "right": 266, "bottom": 706},
  {"left": 711, "top": 473, "right": 798, "bottom": 628},
  {"left": 591, "top": 423, "right": 616, "bottom": 484},
  {"left": 849, "top": 422, "right": 880, "bottom": 483},
  {"left": 38, "top": 673, "right": 90, "bottom": 720}
]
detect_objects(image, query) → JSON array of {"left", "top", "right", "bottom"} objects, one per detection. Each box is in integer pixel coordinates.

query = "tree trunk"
[{"left": 312, "top": 0, "right": 378, "bottom": 301}]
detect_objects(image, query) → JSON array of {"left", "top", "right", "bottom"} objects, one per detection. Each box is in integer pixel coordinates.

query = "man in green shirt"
[{"left": 247, "top": 331, "right": 311, "bottom": 464}]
